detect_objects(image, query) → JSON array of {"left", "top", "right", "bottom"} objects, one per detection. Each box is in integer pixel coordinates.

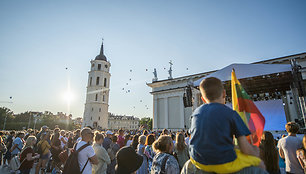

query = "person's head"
[
  {"left": 74, "top": 129, "right": 81, "bottom": 136},
  {"left": 162, "top": 129, "right": 169, "bottom": 135},
  {"left": 106, "top": 130, "right": 113, "bottom": 137},
  {"left": 145, "top": 134, "right": 155, "bottom": 146},
  {"left": 138, "top": 135, "right": 146, "bottom": 145},
  {"left": 41, "top": 125, "right": 48, "bottom": 131},
  {"left": 115, "top": 146, "right": 143, "bottom": 174},
  {"left": 199, "top": 77, "right": 225, "bottom": 104},
  {"left": 17, "top": 132, "right": 25, "bottom": 138},
  {"left": 94, "top": 131, "right": 104, "bottom": 144},
  {"left": 81, "top": 127, "right": 94, "bottom": 142},
  {"left": 112, "top": 135, "right": 118, "bottom": 143},
  {"left": 152, "top": 135, "right": 173, "bottom": 153},
  {"left": 54, "top": 128, "right": 60, "bottom": 134},
  {"left": 24, "top": 136, "right": 37, "bottom": 148},
  {"left": 60, "top": 130, "right": 65, "bottom": 136},
  {"left": 260, "top": 131, "right": 275, "bottom": 148},
  {"left": 285, "top": 122, "right": 299, "bottom": 134},
  {"left": 118, "top": 129, "right": 124, "bottom": 136},
  {"left": 171, "top": 134, "right": 175, "bottom": 141},
  {"left": 10, "top": 131, "right": 16, "bottom": 136},
  {"left": 176, "top": 132, "right": 186, "bottom": 151}
]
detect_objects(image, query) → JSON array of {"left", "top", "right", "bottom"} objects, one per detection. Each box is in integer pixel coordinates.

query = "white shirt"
[
  {"left": 76, "top": 141, "right": 95, "bottom": 174},
  {"left": 277, "top": 135, "right": 303, "bottom": 173}
]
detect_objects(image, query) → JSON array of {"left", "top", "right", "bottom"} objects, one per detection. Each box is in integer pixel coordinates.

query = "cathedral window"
[
  {"left": 92, "top": 108, "right": 94, "bottom": 111},
  {"left": 99, "top": 108, "right": 101, "bottom": 112},
  {"left": 103, "top": 95, "right": 105, "bottom": 102},
  {"left": 95, "top": 94, "right": 98, "bottom": 101},
  {"left": 99, "top": 117, "right": 100, "bottom": 120},
  {"left": 104, "top": 78, "right": 107, "bottom": 87},
  {"left": 91, "top": 117, "right": 92, "bottom": 120},
  {"left": 90, "top": 77, "right": 92, "bottom": 86},
  {"left": 96, "top": 77, "right": 100, "bottom": 85},
  {"left": 92, "top": 63, "right": 94, "bottom": 67},
  {"left": 98, "top": 64, "right": 101, "bottom": 70}
]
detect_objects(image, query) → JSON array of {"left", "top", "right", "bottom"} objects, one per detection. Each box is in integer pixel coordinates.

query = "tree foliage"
[
  {"left": 0, "top": 107, "right": 78, "bottom": 130},
  {"left": 139, "top": 117, "right": 153, "bottom": 130}
]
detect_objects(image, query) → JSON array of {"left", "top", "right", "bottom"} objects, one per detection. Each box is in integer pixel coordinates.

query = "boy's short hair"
[
  {"left": 285, "top": 122, "right": 299, "bottom": 134},
  {"left": 200, "top": 77, "right": 224, "bottom": 101}
]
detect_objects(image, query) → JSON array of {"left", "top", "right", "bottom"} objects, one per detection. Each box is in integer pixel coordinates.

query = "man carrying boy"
[{"left": 189, "top": 77, "right": 265, "bottom": 173}]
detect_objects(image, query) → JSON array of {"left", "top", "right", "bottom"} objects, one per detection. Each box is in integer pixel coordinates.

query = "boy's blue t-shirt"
[{"left": 189, "top": 103, "right": 251, "bottom": 165}]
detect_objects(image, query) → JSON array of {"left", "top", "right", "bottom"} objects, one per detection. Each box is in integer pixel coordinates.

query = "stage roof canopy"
[
  {"left": 193, "top": 63, "right": 293, "bottom": 96},
  {"left": 194, "top": 63, "right": 292, "bottom": 86}
]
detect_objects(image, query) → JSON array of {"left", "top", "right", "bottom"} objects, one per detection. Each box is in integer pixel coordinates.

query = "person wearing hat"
[
  {"left": 103, "top": 130, "right": 113, "bottom": 150},
  {"left": 115, "top": 146, "right": 143, "bottom": 174}
]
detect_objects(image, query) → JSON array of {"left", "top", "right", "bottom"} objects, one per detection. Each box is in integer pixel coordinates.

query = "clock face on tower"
[{"left": 105, "top": 65, "right": 108, "bottom": 68}]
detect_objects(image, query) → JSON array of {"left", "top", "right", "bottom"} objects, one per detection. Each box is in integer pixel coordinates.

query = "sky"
[{"left": 0, "top": 0, "right": 306, "bottom": 119}]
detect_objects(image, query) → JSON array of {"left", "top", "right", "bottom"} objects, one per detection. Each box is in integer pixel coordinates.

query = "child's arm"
[{"left": 237, "top": 136, "right": 259, "bottom": 157}]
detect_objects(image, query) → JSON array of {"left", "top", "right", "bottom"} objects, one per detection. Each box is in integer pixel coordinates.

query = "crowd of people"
[{"left": 0, "top": 77, "right": 305, "bottom": 174}]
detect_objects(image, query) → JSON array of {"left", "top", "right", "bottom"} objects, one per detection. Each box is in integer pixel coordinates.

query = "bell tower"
[{"left": 82, "top": 40, "right": 111, "bottom": 129}]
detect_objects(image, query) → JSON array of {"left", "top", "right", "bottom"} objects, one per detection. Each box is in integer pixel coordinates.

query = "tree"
[
  {"left": 0, "top": 107, "right": 14, "bottom": 129},
  {"left": 139, "top": 117, "right": 153, "bottom": 130}
]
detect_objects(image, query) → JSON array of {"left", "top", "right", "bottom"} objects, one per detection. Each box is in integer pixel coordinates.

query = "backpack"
[
  {"left": 63, "top": 142, "right": 90, "bottom": 174},
  {"left": 152, "top": 154, "right": 169, "bottom": 174},
  {"left": 107, "top": 143, "right": 116, "bottom": 160}
]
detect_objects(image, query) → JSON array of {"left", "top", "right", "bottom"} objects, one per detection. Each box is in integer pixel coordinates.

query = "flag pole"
[{"left": 232, "top": 68, "right": 254, "bottom": 146}]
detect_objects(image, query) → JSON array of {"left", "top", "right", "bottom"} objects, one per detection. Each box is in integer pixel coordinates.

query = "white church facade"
[
  {"left": 147, "top": 52, "right": 306, "bottom": 131},
  {"left": 82, "top": 41, "right": 111, "bottom": 129}
]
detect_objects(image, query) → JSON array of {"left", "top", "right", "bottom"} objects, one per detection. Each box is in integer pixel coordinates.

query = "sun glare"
[{"left": 63, "top": 90, "right": 74, "bottom": 102}]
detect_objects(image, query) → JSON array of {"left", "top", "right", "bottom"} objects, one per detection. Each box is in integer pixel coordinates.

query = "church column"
[
  {"left": 179, "top": 95, "right": 185, "bottom": 129},
  {"left": 153, "top": 96, "right": 158, "bottom": 130},
  {"left": 164, "top": 97, "right": 169, "bottom": 129}
]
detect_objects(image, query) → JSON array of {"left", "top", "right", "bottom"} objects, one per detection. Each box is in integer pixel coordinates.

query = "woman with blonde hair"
[
  {"left": 19, "top": 136, "right": 40, "bottom": 174},
  {"left": 35, "top": 133, "right": 51, "bottom": 174},
  {"left": 92, "top": 131, "right": 111, "bottom": 174},
  {"left": 151, "top": 135, "right": 179, "bottom": 174},
  {"left": 136, "top": 135, "right": 148, "bottom": 174},
  {"left": 174, "top": 132, "right": 189, "bottom": 170}
]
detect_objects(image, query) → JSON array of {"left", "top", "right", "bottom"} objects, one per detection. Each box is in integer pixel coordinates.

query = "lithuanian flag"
[{"left": 231, "top": 69, "right": 265, "bottom": 147}]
